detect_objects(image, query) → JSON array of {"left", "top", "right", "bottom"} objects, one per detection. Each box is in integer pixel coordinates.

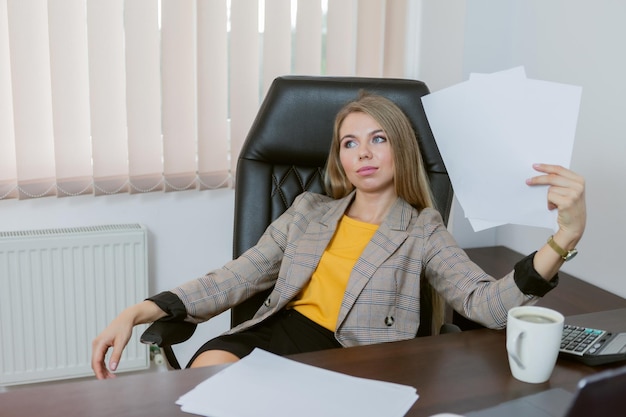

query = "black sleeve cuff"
[
  {"left": 513, "top": 251, "right": 559, "bottom": 297},
  {"left": 146, "top": 291, "right": 187, "bottom": 321}
]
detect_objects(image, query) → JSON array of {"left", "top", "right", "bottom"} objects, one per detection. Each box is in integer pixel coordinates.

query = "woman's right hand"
[{"left": 91, "top": 300, "right": 166, "bottom": 379}]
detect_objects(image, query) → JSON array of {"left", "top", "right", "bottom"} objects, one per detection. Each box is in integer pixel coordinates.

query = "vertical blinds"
[{"left": 0, "top": 0, "right": 408, "bottom": 200}]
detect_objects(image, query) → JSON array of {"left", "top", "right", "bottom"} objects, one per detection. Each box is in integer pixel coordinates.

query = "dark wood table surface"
[
  {"left": 293, "top": 308, "right": 626, "bottom": 416},
  {"left": 2, "top": 246, "right": 625, "bottom": 417},
  {"left": 3, "top": 310, "right": 626, "bottom": 417}
]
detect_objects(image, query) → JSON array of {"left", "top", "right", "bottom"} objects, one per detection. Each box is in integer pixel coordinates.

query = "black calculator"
[{"left": 560, "top": 324, "right": 626, "bottom": 366}]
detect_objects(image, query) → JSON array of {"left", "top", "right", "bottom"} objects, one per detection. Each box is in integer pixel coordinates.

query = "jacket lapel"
[
  {"left": 336, "top": 197, "right": 413, "bottom": 328},
  {"left": 283, "top": 193, "right": 355, "bottom": 291}
]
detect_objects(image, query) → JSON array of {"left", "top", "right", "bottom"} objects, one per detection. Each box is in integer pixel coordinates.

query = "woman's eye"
[
  {"left": 343, "top": 140, "right": 357, "bottom": 149},
  {"left": 372, "top": 135, "right": 386, "bottom": 144}
]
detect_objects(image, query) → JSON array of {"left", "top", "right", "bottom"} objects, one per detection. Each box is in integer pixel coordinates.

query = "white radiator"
[{"left": 0, "top": 224, "right": 149, "bottom": 386}]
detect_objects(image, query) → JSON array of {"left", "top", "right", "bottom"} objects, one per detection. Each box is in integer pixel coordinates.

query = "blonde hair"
[
  {"left": 325, "top": 93, "right": 434, "bottom": 210},
  {"left": 324, "top": 92, "right": 445, "bottom": 335}
]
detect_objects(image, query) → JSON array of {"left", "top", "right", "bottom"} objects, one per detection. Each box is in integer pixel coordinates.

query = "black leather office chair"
[{"left": 141, "top": 76, "right": 456, "bottom": 369}]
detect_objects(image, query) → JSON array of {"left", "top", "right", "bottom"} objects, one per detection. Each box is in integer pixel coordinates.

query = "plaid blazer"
[{"left": 172, "top": 192, "right": 537, "bottom": 347}]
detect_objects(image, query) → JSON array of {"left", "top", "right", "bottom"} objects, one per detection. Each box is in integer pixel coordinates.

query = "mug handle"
[{"left": 507, "top": 330, "right": 526, "bottom": 370}]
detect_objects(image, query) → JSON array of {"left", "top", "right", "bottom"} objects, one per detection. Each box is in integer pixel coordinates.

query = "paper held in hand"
[{"left": 421, "top": 66, "right": 582, "bottom": 232}]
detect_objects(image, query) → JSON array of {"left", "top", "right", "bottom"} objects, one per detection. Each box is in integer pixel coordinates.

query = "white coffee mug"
[{"left": 506, "top": 305, "right": 564, "bottom": 383}]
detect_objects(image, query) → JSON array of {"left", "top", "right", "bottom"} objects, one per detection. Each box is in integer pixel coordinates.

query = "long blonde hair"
[{"left": 324, "top": 92, "right": 445, "bottom": 335}]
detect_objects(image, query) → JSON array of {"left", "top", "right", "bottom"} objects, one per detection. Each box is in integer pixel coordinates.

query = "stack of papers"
[
  {"left": 421, "top": 67, "right": 582, "bottom": 231},
  {"left": 176, "top": 348, "right": 418, "bottom": 417}
]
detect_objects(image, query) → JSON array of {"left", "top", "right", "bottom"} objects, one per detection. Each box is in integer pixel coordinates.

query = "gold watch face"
[{"left": 564, "top": 248, "right": 578, "bottom": 261}]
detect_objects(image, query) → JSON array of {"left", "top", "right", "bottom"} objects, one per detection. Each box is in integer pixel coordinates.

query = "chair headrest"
[{"left": 239, "top": 76, "right": 447, "bottom": 176}]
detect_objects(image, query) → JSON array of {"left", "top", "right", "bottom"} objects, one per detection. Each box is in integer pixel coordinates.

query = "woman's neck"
[{"left": 346, "top": 190, "right": 397, "bottom": 225}]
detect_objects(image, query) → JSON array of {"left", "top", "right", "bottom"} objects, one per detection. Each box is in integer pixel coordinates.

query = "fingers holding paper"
[{"left": 526, "top": 163, "right": 587, "bottom": 242}]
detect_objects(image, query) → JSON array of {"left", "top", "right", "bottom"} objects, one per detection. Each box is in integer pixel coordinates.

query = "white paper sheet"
[
  {"left": 421, "top": 67, "right": 582, "bottom": 231},
  {"left": 176, "top": 348, "right": 418, "bottom": 417}
]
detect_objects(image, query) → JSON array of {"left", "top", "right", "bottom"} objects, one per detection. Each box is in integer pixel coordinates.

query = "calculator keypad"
[{"left": 560, "top": 325, "right": 607, "bottom": 356}]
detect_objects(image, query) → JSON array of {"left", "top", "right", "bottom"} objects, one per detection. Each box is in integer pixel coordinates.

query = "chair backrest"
[{"left": 231, "top": 76, "right": 453, "bottom": 336}]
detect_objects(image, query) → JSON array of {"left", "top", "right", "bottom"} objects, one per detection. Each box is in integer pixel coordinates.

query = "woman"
[{"left": 91, "top": 93, "right": 586, "bottom": 379}]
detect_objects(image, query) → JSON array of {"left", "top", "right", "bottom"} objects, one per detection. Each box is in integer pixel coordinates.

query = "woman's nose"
[{"left": 359, "top": 145, "right": 372, "bottom": 159}]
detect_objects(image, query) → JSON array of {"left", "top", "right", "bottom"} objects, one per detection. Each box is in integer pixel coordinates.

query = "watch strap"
[{"left": 547, "top": 235, "right": 578, "bottom": 261}]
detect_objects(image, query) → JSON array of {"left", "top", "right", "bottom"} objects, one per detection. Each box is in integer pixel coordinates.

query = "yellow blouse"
[{"left": 290, "top": 215, "right": 378, "bottom": 330}]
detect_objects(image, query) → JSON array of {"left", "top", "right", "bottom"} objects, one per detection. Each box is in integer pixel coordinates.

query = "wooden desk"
[
  {"left": 3, "top": 308, "right": 626, "bottom": 417},
  {"left": 294, "top": 308, "right": 626, "bottom": 416}
]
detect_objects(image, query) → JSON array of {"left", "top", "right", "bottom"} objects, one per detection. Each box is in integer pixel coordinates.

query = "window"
[{"left": 0, "top": 0, "right": 408, "bottom": 200}]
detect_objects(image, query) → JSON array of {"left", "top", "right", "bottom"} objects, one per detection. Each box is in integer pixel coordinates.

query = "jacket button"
[
  {"left": 264, "top": 297, "right": 271, "bottom": 307},
  {"left": 385, "top": 316, "right": 395, "bottom": 326}
]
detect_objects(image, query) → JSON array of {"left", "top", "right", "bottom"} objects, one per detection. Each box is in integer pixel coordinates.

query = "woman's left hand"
[
  {"left": 526, "top": 163, "right": 586, "bottom": 278},
  {"left": 526, "top": 163, "right": 586, "bottom": 246},
  {"left": 526, "top": 164, "right": 587, "bottom": 245}
]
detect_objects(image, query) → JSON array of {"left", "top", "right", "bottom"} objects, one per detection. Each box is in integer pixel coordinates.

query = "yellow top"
[{"left": 290, "top": 215, "right": 378, "bottom": 330}]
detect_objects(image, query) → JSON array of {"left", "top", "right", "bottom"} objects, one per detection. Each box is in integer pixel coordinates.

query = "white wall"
[
  {"left": 415, "top": 0, "right": 626, "bottom": 298},
  {"left": 409, "top": 0, "right": 498, "bottom": 249},
  {"left": 496, "top": 1, "right": 626, "bottom": 298}
]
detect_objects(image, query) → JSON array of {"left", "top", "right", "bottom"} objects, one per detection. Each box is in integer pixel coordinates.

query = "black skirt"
[{"left": 186, "top": 309, "right": 342, "bottom": 368}]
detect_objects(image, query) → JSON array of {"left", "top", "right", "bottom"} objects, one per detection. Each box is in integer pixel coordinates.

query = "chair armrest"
[
  {"left": 140, "top": 320, "right": 197, "bottom": 347},
  {"left": 439, "top": 323, "right": 462, "bottom": 334}
]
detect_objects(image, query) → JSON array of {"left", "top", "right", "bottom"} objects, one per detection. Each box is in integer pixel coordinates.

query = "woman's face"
[{"left": 338, "top": 112, "right": 395, "bottom": 195}]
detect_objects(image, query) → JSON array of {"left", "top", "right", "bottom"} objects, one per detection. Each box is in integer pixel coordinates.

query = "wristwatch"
[{"left": 547, "top": 235, "right": 578, "bottom": 261}]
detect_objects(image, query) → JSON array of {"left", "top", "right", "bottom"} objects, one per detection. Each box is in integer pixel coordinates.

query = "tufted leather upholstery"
[{"left": 230, "top": 76, "right": 454, "bottom": 334}]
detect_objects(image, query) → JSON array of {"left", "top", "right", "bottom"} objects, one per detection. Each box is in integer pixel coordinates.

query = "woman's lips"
[{"left": 357, "top": 166, "right": 377, "bottom": 175}]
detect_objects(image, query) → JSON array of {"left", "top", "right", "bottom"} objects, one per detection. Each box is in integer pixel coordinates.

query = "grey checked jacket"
[{"left": 171, "top": 192, "right": 542, "bottom": 348}]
